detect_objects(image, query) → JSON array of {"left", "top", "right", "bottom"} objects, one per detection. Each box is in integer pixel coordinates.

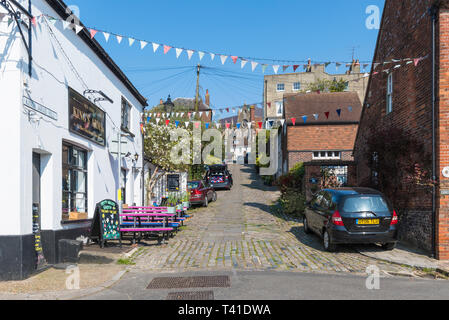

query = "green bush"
[{"left": 279, "top": 189, "right": 306, "bottom": 215}]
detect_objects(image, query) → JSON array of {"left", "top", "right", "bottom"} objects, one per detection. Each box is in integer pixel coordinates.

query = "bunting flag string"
[{"left": 30, "top": 13, "right": 425, "bottom": 75}]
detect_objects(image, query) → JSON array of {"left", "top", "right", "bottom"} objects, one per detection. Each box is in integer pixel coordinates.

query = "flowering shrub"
[{"left": 277, "top": 162, "right": 306, "bottom": 215}]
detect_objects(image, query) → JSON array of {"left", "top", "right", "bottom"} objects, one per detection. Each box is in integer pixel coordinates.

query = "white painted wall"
[{"left": 0, "top": 1, "right": 145, "bottom": 236}]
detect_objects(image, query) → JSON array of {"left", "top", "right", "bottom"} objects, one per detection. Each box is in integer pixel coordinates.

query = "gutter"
[{"left": 430, "top": 3, "right": 438, "bottom": 259}]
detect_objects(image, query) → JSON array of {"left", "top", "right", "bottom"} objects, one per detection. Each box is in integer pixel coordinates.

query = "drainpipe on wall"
[{"left": 431, "top": 4, "right": 438, "bottom": 259}]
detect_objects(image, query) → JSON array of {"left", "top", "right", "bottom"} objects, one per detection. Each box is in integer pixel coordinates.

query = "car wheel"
[
  {"left": 203, "top": 196, "right": 209, "bottom": 207},
  {"left": 303, "top": 216, "right": 311, "bottom": 234},
  {"left": 323, "top": 230, "right": 337, "bottom": 252},
  {"left": 382, "top": 243, "right": 396, "bottom": 251}
]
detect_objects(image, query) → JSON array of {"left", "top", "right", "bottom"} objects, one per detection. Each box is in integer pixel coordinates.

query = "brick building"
[
  {"left": 353, "top": 0, "right": 449, "bottom": 259},
  {"left": 283, "top": 92, "right": 362, "bottom": 198},
  {"left": 263, "top": 60, "right": 368, "bottom": 122}
]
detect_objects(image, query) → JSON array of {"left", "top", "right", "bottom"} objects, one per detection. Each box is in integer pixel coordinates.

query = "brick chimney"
[
  {"left": 306, "top": 59, "right": 312, "bottom": 72},
  {"left": 205, "top": 89, "right": 210, "bottom": 106},
  {"left": 159, "top": 98, "right": 164, "bottom": 105}
]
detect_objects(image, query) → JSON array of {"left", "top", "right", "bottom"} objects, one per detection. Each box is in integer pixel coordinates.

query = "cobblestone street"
[{"left": 132, "top": 165, "right": 413, "bottom": 276}]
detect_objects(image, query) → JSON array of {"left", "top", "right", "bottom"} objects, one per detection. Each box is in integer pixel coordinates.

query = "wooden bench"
[
  {"left": 125, "top": 207, "right": 188, "bottom": 225},
  {"left": 120, "top": 212, "right": 176, "bottom": 244}
]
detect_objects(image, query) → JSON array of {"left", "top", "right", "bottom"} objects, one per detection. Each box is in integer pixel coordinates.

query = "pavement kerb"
[{"left": 355, "top": 249, "right": 448, "bottom": 275}]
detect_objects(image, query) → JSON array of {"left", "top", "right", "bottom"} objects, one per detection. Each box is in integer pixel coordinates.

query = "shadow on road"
[{"left": 288, "top": 226, "right": 360, "bottom": 253}]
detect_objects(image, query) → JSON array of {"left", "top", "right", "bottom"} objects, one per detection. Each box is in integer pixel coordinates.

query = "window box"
[{"left": 69, "top": 212, "right": 88, "bottom": 221}]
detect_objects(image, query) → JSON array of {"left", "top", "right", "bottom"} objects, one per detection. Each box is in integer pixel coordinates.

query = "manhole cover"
[
  {"left": 147, "top": 276, "right": 230, "bottom": 289},
  {"left": 166, "top": 291, "right": 214, "bottom": 300}
]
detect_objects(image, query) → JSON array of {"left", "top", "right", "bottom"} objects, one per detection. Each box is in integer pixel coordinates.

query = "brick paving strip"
[{"left": 132, "top": 164, "right": 423, "bottom": 276}]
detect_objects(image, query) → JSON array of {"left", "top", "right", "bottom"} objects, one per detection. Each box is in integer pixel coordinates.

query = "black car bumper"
[
  {"left": 329, "top": 227, "right": 398, "bottom": 244},
  {"left": 211, "top": 182, "right": 231, "bottom": 189}
]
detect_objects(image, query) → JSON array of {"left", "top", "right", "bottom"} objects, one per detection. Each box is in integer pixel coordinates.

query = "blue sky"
[{"left": 69, "top": 0, "right": 385, "bottom": 115}]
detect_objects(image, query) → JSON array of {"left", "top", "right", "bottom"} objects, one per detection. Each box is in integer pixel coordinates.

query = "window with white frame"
[
  {"left": 293, "top": 82, "right": 301, "bottom": 91},
  {"left": 387, "top": 73, "right": 393, "bottom": 114},
  {"left": 313, "top": 151, "right": 341, "bottom": 160},
  {"left": 276, "top": 101, "right": 283, "bottom": 116},
  {"left": 277, "top": 83, "right": 285, "bottom": 92},
  {"left": 121, "top": 97, "right": 132, "bottom": 131}
]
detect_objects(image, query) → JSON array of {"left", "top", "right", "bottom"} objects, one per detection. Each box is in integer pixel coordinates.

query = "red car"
[{"left": 188, "top": 180, "right": 217, "bottom": 207}]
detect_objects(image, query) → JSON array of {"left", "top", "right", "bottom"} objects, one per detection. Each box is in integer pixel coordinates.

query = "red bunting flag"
[
  {"left": 31, "top": 17, "right": 37, "bottom": 27},
  {"left": 89, "top": 29, "right": 98, "bottom": 39},
  {"left": 267, "top": 102, "right": 271, "bottom": 108},
  {"left": 226, "top": 122, "right": 231, "bottom": 129},
  {"left": 291, "top": 118, "right": 296, "bottom": 126},
  {"left": 231, "top": 56, "right": 238, "bottom": 64},
  {"left": 165, "top": 119, "right": 170, "bottom": 126},
  {"left": 163, "top": 45, "right": 172, "bottom": 54},
  {"left": 414, "top": 57, "right": 422, "bottom": 67},
  {"left": 293, "top": 65, "right": 299, "bottom": 72},
  {"left": 194, "top": 122, "right": 200, "bottom": 129},
  {"left": 325, "top": 112, "right": 330, "bottom": 119},
  {"left": 258, "top": 122, "right": 263, "bottom": 129},
  {"left": 226, "top": 108, "right": 230, "bottom": 113},
  {"left": 283, "top": 65, "right": 289, "bottom": 72}
]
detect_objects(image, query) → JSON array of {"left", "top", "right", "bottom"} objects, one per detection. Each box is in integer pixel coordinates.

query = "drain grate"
[
  {"left": 166, "top": 291, "right": 214, "bottom": 300},
  {"left": 147, "top": 275, "right": 230, "bottom": 289}
]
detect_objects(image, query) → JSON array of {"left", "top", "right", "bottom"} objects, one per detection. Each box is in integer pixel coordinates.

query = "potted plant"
[
  {"left": 182, "top": 192, "right": 190, "bottom": 210},
  {"left": 166, "top": 194, "right": 177, "bottom": 214}
]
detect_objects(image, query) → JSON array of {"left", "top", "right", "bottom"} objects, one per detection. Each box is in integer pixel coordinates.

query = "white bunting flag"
[
  {"left": 156, "top": 118, "right": 160, "bottom": 124},
  {"left": 251, "top": 61, "right": 258, "bottom": 72},
  {"left": 187, "top": 50, "right": 194, "bottom": 60},
  {"left": 206, "top": 111, "right": 210, "bottom": 117},
  {"left": 185, "top": 122, "right": 190, "bottom": 128},
  {"left": 273, "top": 65, "right": 280, "bottom": 74},
  {"left": 48, "top": 17, "right": 58, "bottom": 26},
  {"left": 152, "top": 43, "right": 160, "bottom": 53},
  {"left": 116, "top": 35, "right": 123, "bottom": 44},
  {"left": 216, "top": 123, "right": 221, "bottom": 129},
  {"left": 199, "top": 112, "right": 203, "bottom": 117},
  {"left": 241, "top": 60, "right": 248, "bottom": 69},
  {"left": 75, "top": 24, "right": 83, "bottom": 34},
  {"left": 62, "top": 20, "right": 70, "bottom": 30},
  {"left": 175, "top": 48, "right": 183, "bottom": 59},
  {"left": 103, "top": 32, "right": 110, "bottom": 42},
  {"left": 210, "top": 53, "right": 215, "bottom": 61},
  {"left": 140, "top": 41, "right": 148, "bottom": 50},
  {"left": 279, "top": 119, "right": 285, "bottom": 127},
  {"left": 220, "top": 55, "right": 228, "bottom": 65},
  {"left": 198, "top": 51, "right": 205, "bottom": 61},
  {"left": 363, "top": 73, "right": 370, "bottom": 78},
  {"left": 248, "top": 122, "right": 252, "bottom": 129},
  {"left": 394, "top": 64, "right": 401, "bottom": 69},
  {"left": 129, "top": 38, "right": 135, "bottom": 46},
  {"left": 180, "top": 112, "right": 185, "bottom": 117}
]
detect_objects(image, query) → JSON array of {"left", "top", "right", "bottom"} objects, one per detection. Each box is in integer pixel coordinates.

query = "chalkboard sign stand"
[{"left": 90, "top": 200, "right": 122, "bottom": 248}]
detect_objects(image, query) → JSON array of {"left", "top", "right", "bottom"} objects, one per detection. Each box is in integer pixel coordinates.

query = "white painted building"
[{"left": 0, "top": 0, "right": 147, "bottom": 280}]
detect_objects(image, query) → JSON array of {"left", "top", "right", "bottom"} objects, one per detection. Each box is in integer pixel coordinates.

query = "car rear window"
[
  {"left": 342, "top": 196, "right": 390, "bottom": 213},
  {"left": 188, "top": 182, "right": 200, "bottom": 189}
]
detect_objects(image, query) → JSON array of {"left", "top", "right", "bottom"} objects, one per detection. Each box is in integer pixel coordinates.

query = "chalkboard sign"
[{"left": 90, "top": 199, "right": 121, "bottom": 248}]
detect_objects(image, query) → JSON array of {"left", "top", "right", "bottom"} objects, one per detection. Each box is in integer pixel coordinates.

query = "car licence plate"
[{"left": 356, "top": 219, "right": 380, "bottom": 225}]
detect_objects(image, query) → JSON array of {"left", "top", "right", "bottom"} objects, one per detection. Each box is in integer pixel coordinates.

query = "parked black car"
[
  {"left": 303, "top": 188, "right": 398, "bottom": 252},
  {"left": 206, "top": 164, "right": 233, "bottom": 190}
]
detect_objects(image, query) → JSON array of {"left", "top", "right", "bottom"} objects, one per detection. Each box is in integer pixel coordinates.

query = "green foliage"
[
  {"left": 302, "top": 78, "right": 348, "bottom": 93},
  {"left": 277, "top": 162, "right": 306, "bottom": 215},
  {"left": 279, "top": 190, "right": 306, "bottom": 215},
  {"left": 189, "top": 164, "right": 207, "bottom": 181},
  {"left": 117, "top": 258, "right": 135, "bottom": 265},
  {"left": 167, "top": 194, "right": 180, "bottom": 207}
]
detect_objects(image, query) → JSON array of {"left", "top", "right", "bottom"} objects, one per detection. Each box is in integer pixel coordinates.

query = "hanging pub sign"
[
  {"left": 69, "top": 87, "right": 106, "bottom": 146},
  {"left": 90, "top": 199, "right": 121, "bottom": 248}
]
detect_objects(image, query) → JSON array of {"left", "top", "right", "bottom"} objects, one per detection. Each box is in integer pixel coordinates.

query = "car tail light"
[
  {"left": 332, "top": 211, "right": 344, "bottom": 226},
  {"left": 391, "top": 210, "right": 398, "bottom": 225},
  {"left": 192, "top": 189, "right": 201, "bottom": 195}
]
